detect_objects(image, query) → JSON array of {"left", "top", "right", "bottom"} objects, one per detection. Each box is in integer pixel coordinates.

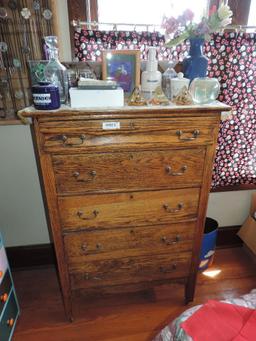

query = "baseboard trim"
[
  {"left": 216, "top": 225, "right": 242, "bottom": 249},
  {"left": 6, "top": 226, "right": 243, "bottom": 268},
  {"left": 6, "top": 243, "right": 56, "bottom": 269}
]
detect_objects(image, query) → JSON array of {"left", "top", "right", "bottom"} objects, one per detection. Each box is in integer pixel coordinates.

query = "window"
[
  {"left": 97, "top": 0, "right": 209, "bottom": 31},
  {"left": 248, "top": 0, "right": 256, "bottom": 25}
]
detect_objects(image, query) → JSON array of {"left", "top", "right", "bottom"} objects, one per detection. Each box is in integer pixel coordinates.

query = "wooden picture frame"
[{"left": 102, "top": 50, "right": 140, "bottom": 96}]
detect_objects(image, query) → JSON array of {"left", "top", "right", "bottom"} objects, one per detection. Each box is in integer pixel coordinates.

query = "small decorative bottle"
[
  {"left": 162, "top": 63, "right": 177, "bottom": 99},
  {"left": 44, "top": 36, "right": 68, "bottom": 104}
]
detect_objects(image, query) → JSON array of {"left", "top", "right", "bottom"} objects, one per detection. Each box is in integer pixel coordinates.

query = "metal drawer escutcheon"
[
  {"left": 165, "top": 165, "right": 187, "bottom": 176},
  {"left": 62, "top": 134, "right": 86, "bottom": 146},
  {"left": 176, "top": 129, "right": 200, "bottom": 141},
  {"left": 163, "top": 203, "right": 184, "bottom": 213},
  {"left": 161, "top": 235, "right": 181, "bottom": 245},
  {"left": 77, "top": 210, "right": 99, "bottom": 220},
  {"left": 159, "top": 263, "right": 177, "bottom": 273},
  {"left": 72, "top": 170, "right": 97, "bottom": 182}
]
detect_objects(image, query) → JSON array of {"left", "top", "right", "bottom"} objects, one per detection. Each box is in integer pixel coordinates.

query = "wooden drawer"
[
  {"left": 39, "top": 118, "right": 215, "bottom": 153},
  {"left": 0, "top": 270, "right": 12, "bottom": 317},
  {"left": 70, "top": 252, "right": 191, "bottom": 289},
  {"left": 64, "top": 221, "right": 196, "bottom": 265},
  {"left": 53, "top": 148, "right": 205, "bottom": 194},
  {"left": 0, "top": 290, "right": 18, "bottom": 341},
  {"left": 59, "top": 188, "right": 199, "bottom": 231}
]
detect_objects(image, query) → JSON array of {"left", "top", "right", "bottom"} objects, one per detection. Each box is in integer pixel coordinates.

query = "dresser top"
[{"left": 18, "top": 101, "right": 231, "bottom": 122}]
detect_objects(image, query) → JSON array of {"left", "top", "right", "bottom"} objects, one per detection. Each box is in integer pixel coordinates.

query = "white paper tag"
[{"left": 102, "top": 121, "right": 120, "bottom": 130}]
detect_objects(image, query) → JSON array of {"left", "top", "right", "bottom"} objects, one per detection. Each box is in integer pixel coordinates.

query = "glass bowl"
[{"left": 189, "top": 77, "right": 220, "bottom": 104}]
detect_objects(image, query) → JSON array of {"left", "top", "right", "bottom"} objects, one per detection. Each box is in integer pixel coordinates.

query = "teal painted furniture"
[{"left": 0, "top": 234, "right": 19, "bottom": 340}]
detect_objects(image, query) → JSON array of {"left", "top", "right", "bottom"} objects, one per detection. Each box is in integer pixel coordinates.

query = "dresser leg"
[
  {"left": 185, "top": 277, "right": 196, "bottom": 305},
  {"left": 62, "top": 293, "right": 73, "bottom": 322}
]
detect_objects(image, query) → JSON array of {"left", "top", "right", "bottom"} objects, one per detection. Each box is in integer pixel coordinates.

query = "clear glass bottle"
[
  {"left": 44, "top": 36, "right": 68, "bottom": 104},
  {"left": 162, "top": 63, "right": 177, "bottom": 99}
]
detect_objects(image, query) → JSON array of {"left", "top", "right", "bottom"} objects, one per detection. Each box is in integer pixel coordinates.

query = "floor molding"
[
  {"left": 6, "top": 243, "right": 56, "bottom": 269},
  {"left": 6, "top": 226, "right": 243, "bottom": 268},
  {"left": 216, "top": 225, "right": 242, "bottom": 249}
]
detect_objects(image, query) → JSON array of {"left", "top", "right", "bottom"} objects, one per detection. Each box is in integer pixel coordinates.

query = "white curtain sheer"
[{"left": 97, "top": 0, "right": 209, "bottom": 31}]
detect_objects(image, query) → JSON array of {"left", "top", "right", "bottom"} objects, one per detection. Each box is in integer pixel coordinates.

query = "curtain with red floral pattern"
[{"left": 73, "top": 29, "right": 256, "bottom": 189}]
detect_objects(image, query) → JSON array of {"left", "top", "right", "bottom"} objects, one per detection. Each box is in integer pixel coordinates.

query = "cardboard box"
[{"left": 237, "top": 192, "right": 256, "bottom": 255}]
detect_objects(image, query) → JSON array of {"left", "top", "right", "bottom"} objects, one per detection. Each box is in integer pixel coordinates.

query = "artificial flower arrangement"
[{"left": 162, "top": 3, "right": 233, "bottom": 47}]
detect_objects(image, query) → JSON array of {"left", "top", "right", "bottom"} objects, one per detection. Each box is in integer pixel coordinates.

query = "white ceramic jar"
[{"left": 170, "top": 72, "right": 190, "bottom": 100}]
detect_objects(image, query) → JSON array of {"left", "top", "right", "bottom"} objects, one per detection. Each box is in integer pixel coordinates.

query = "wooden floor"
[{"left": 12, "top": 247, "right": 256, "bottom": 341}]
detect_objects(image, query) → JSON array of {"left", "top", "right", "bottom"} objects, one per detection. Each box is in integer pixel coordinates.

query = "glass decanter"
[
  {"left": 162, "top": 62, "right": 177, "bottom": 99},
  {"left": 44, "top": 36, "right": 68, "bottom": 104}
]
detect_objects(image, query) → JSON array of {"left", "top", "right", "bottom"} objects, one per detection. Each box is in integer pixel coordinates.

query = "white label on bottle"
[
  {"left": 102, "top": 121, "right": 120, "bottom": 130},
  {"left": 33, "top": 93, "right": 51, "bottom": 104}
]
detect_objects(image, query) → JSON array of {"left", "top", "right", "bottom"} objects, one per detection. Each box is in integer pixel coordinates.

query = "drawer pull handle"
[
  {"left": 160, "top": 263, "right": 177, "bottom": 273},
  {"left": 96, "top": 243, "right": 103, "bottom": 250},
  {"left": 81, "top": 243, "right": 88, "bottom": 252},
  {"left": 84, "top": 273, "right": 103, "bottom": 281},
  {"left": 0, "top": 293, "right": 8, "bottom": 302},
  {"left": 165, "top": 165, "right": 187, "bottom": 176},
  {"left": 62, "top": 134, "right": 86, "bottom": 146},
  {"left": 77, "top": 210, "right": 99, "bottom": 220},
  {"left": 73, "top": 170, "right": 97, "bottom": 182},
  {"left": 7, "top": 318, "right": 14, "bottom": 327},
  {"left": 176, "top": 129, "right": 200, "bottom": 141},
  {"left": 161, "top": 235, "right": 181, "bottom": 245},
  {"left": 163, "top": 203, "right": 184, "bottom": 213}
]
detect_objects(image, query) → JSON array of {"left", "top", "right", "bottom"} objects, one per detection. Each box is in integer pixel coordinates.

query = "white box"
[{"left": 69, "top": 87, "right": 124, "bottom": 108}]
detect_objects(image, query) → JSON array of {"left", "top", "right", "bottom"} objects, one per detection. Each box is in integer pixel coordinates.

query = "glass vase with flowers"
[{"left": 162, "top": 3, "right": 233, "bottom": 81}]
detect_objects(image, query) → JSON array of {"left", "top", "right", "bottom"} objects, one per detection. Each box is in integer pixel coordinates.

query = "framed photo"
[{"left": 102, "top": 50, "right": 140, "bottom": 96}]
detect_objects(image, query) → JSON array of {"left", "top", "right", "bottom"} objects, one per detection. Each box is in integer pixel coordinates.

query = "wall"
[
  {"left": 0, "top": 125, "right": 50, "bottom": 247},
  {"left": 207, "top": 190, "right": 254, "bottom": 226}
]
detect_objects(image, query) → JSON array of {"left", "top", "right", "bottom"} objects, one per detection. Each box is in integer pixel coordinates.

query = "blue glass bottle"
[{"left": 183, "top": 38, "right": 208, "bottom": 82}]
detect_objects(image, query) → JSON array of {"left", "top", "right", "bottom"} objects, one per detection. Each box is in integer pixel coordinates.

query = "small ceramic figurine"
[
  {"left": 172, "top": 86, "right": 193, "bottom": 105},
  {"left": 128, "top": 86, "right": 147, "bottom": 106},
  {"left": 149, "top": 86, "right": 169, "bottom": 105}
]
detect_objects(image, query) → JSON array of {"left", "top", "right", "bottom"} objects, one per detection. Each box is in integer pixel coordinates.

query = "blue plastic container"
[{"left": 199, "top": 217, "right": 218, "bottom": 271}]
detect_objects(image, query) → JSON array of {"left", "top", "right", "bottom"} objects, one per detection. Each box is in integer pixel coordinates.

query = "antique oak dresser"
[{"left": 20, "top": 103, "right": 229, "bottom": 320}]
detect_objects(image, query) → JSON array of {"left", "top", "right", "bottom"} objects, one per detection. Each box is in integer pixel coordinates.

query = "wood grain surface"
[
  {"left": 40, "top": 117, "right": 215, "bottom": 153},
  {"left": 69, "top": 252, "right": 192, "bottom": 290},
  {"left": 58, "top": 188, "right": 200, "bottom": 230},
  {"left": 53, "top": 149, "right": 205, "bottom": 194},
  {"left": 64, "top": 221, "right": 196, "bottom": 264}
]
